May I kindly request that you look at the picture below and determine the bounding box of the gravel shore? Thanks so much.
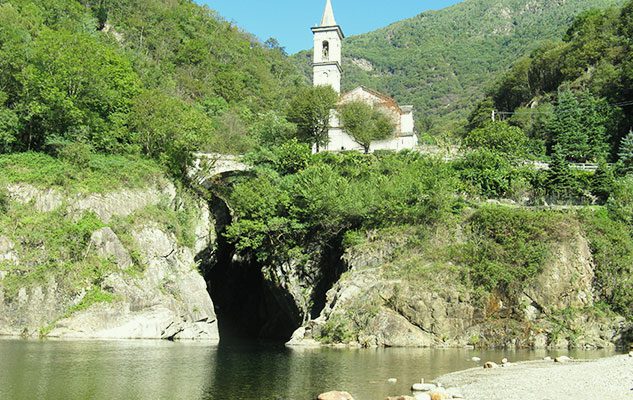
[436,354,633,400]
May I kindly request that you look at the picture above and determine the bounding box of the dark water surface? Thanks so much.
[0,339,615,400]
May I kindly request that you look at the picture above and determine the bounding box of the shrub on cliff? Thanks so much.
[581,208,633,319]
[459,206,572,293]
[226,151,460,264]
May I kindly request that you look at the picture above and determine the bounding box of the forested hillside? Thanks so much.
[293,0,625,133]
[477,2,633,166]
[0,0,303,174]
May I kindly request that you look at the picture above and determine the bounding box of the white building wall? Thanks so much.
[313,64,341,93]
[400,106,414,134]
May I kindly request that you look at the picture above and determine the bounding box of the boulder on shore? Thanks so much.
[317,391,355,400]
[411,383,436,392]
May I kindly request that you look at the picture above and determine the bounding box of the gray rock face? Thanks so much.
[6,183,63,212]
[0,236,18,278]
[288,228,628,349]
[68,183,177,223]
[0,185,218,342]
[89,228,133,269]
[48,225,218,341]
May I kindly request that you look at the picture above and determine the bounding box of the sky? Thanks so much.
[198,1,463,54]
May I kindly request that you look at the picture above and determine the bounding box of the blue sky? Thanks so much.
[198,1,463,54]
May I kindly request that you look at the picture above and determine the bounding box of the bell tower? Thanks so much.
[312,0,344,93]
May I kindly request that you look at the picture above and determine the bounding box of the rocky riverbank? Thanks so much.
[435,353,633,400]
[317,353,633,400]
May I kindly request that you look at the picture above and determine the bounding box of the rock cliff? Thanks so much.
[288,224,630,349]
[0,181,218,341]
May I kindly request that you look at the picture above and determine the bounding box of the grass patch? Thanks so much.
[0,152,164,194]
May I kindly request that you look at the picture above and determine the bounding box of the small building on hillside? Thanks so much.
[311,0,418,152]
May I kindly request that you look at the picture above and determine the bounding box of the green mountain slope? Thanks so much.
[0,0,303,166]
[294,0,626,133]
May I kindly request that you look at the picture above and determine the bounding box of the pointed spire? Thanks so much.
[320,0,337,26]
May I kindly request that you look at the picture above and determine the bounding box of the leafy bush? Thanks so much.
[225,151,460,264]
[459,206,571,293]
[464,122,531,158]
[607,176,633,225]
[581,208,633,319]
[455,149,537,200]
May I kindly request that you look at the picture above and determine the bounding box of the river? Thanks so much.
[0,339,615,400]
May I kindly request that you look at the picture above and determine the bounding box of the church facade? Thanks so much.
[312,0,418,153]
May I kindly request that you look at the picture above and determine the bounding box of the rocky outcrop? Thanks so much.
[68,184,177,223]
[0,183,219,341]
[6,183,63,212]
[89,228,133,270]
[288,227,629,349]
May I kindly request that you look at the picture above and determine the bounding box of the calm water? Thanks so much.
[0,339,615,400]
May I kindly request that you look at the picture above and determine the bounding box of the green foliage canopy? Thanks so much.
[338,101,395,153]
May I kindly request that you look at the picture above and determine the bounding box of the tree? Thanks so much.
[493,57,532,112]
[547,146,578,200]
[129,90,214,177]
[463,121,530,159]
[287,86,338,152]
[250,111,297,147]
[16,28,140,152]
[591,160,616,204]
[548,89,590,162]
[466,98,494,132]
[618,130,633,175]
[338,101,395,153]
[547,89,612,163]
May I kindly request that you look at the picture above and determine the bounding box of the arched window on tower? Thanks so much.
[322,41,330,60]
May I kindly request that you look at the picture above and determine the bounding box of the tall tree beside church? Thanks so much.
[288,86,338,152]
[338,101,395,154]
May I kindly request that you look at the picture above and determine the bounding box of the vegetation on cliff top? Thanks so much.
[476,1,633,165]
[225,143,633,321]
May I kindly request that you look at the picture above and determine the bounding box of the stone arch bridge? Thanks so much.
[190,153,251,187]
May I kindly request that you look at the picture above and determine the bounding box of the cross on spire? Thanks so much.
[320,0,337,27]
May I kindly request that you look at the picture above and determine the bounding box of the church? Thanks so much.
[311,0,419,153]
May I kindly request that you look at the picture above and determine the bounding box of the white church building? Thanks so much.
[312,0,419,153]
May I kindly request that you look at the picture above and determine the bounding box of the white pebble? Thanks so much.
[387,378,397,384]
[471,356,481,362]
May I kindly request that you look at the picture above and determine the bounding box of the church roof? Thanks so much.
[320,0,337,26]
[341,86,406,114]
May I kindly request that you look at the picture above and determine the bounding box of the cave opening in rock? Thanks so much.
[199,196,300,344]
[198,195,348,345]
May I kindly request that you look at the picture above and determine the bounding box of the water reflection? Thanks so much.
[0,339,616,400]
